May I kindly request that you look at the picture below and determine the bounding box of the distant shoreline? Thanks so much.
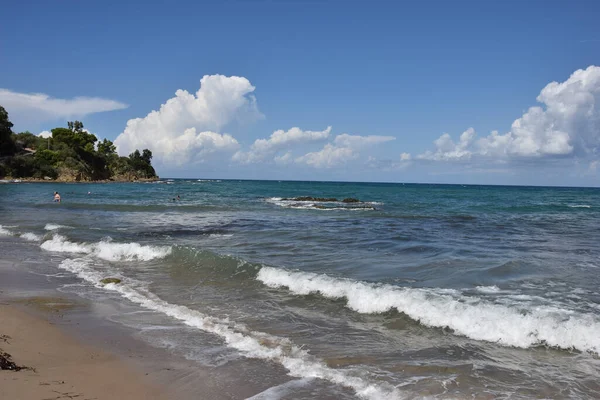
[0,177,160,184]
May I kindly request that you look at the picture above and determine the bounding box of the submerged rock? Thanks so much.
[342,198,360,203]
[100,277,122,285]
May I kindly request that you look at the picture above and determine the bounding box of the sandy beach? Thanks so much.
[0,302,165,400]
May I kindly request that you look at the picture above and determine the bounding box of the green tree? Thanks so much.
[12,131,46,150]
[142,149,152,164]
[128,149,156,178]
[67,120,84,132]
[0,106,16,156]
[52,126,97,151]
[1,117,156,181]
[97,139,117,157]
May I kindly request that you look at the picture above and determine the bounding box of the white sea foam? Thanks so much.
[20,232,42,241]
[44,223,71,231]
[568,204,591,208]
[66,260,402,397]
[246,378,316,399]
[93,241,172,261]
[56,258,401,400]
[265,197,376,211]
[41,235,90,253]
[475,285,501,293]
[257,267,600,355]
[0,225,12,236]
[40,235,172,261]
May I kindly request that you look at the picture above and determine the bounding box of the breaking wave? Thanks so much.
[256,267,600,355]
[265,197,378,211]
[0,225,12,236]
[20,232,42,241]
[40,235,172,261]
[44,223,71,231]
[57,258,401,400]
[474,285,502,293]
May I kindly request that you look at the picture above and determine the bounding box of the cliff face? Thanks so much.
[56,168,86,182]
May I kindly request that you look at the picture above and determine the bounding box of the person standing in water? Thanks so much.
[53,191,61,202]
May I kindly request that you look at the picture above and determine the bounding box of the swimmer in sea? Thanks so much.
[53,192,61,203]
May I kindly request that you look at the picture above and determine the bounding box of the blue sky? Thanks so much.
[1,0,600,185]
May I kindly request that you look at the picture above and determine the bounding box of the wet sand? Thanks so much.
[0,253,279,400]
[0,303,166,400]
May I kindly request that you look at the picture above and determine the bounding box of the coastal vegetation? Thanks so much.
[0,106,157,181]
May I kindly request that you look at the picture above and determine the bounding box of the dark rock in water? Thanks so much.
[100,277,122,285]
[0,350,25,371]
[313,205,327,209]
[342,198,360,203]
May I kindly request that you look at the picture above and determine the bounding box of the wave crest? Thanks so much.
[20,232,43,241]
[40,235,172,261]
[57,258,401,400]
[0,225,12,236]
[44,223,71,231]
[256,267,600,354]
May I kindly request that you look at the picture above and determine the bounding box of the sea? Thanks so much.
[0,179,599,399]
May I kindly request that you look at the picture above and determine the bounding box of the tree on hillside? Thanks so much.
[52,123,97,152]
[12,131,46,150]
[0,106,16,156]
[128,149,156,178]
[97,138,117,157]
[1,117,156,180]
[67,120,84,132]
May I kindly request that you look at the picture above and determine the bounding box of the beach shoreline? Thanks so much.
[0,253,279,400]
[0,301,166,400]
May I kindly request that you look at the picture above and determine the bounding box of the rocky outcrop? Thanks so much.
[100,278,122,285]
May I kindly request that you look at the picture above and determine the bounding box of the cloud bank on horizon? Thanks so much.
[411,66,600,167]
[113,75,394,169]
[3,65,599,179]
[111,65,600,175]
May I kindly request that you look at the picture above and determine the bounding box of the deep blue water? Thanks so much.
[1,179,599,399]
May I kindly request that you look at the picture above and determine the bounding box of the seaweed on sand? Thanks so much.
[0,349,27,371]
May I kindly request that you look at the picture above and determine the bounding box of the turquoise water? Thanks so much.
[1,180,599,399]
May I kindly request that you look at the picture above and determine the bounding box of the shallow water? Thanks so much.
[1,180,599,399]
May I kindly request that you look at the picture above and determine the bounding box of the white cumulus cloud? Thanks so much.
[400,152,412,161]
[233,126,331,163]
[295,133,395,168]
[0,88,128,119]
[114,75,262,165]
[415,65,600,162]
[158,129,239,166]
[295,144,358,168]
[274,152,294,165]
[418,128,476,161]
